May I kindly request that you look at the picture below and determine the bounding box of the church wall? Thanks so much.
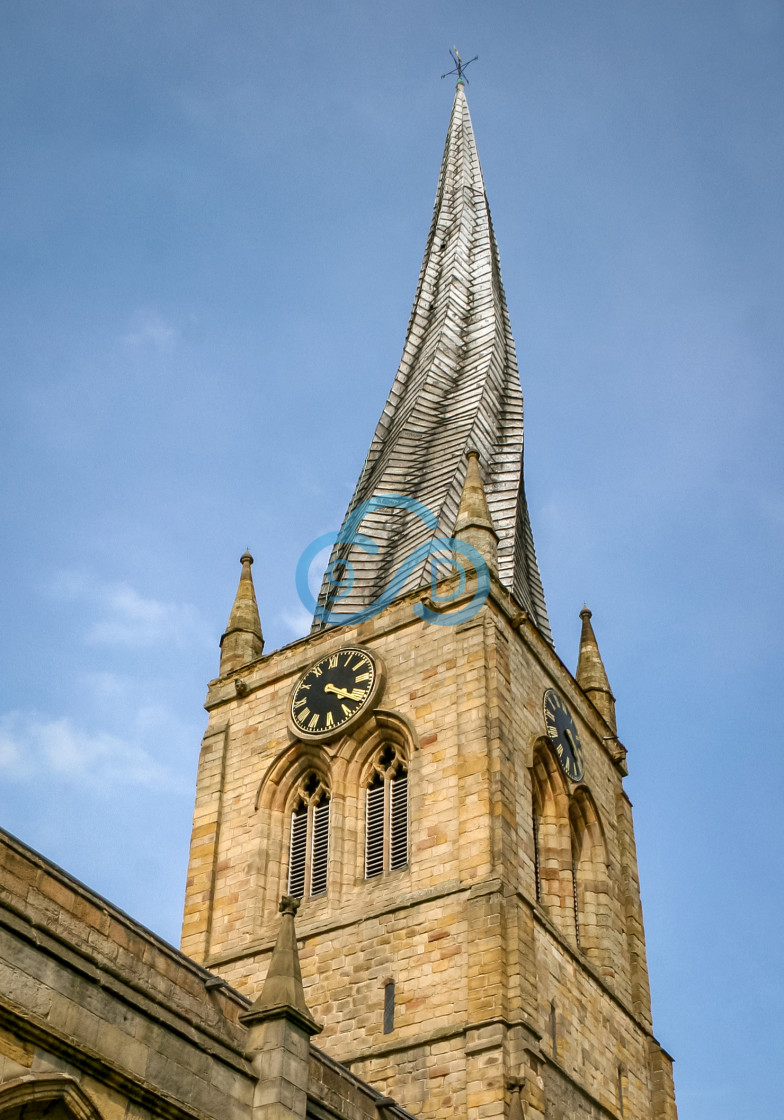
[0,830,421,1120]
[0,832,254,1120]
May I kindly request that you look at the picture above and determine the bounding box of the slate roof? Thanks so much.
[314,82,551,644]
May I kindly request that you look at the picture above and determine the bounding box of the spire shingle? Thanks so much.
[314,85,551,643]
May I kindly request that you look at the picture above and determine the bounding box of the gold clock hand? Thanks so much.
[324,683,351,700]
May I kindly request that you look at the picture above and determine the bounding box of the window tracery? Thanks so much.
[364,743,408,878]
[288,771,331,898]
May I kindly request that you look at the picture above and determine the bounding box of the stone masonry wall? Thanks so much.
[181,583,676,1119]
[0,830,253,1120]
[0,830,413,1120]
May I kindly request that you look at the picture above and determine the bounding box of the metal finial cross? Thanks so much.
[441,46,478,84]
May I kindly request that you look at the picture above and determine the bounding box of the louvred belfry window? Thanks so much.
[287,773,331,899]
[364,745,408,878]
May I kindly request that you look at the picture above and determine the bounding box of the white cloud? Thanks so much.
[122,309,178,352]
[0,710,189,793]
[85,583,201,647]
[279,605,313,638]
[50,571,209,650]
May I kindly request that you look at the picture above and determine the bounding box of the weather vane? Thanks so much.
[441,46,478,84]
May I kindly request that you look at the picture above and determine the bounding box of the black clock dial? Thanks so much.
[543,689,584,782]
[291,648,376,737]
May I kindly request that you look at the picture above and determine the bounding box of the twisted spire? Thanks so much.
[314,84,551,643]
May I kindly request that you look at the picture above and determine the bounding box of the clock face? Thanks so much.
[290,647,379,739]
[543,689,584,782]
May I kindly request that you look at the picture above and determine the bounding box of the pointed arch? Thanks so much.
[255,741,331,813]
[252,741,334,924]
[362,742,409,879]
[569,786,613,974]
[0,1077,104,1120]
[338,708,417,781]
[287,770,332,899]
[530,740,574,941]
[336,709,416,887]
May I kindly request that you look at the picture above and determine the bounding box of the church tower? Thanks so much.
[182,81,678,1120]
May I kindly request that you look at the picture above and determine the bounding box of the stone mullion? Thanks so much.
[327,759,351,905]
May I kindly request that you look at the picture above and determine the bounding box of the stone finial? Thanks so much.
[454,450,499,575]
[576,606,617,735]
[219,550,264,676]
[239,896,321,1036]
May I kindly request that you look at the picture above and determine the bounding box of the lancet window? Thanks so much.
[569,789,612,967]
[364,744,408,878]
[530,744,573,939]
[288,772,331,898]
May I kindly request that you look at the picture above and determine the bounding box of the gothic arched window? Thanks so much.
[530,743,574,942]
[569,788,612,968]
[288,772,331,898]
[364,744,408,878]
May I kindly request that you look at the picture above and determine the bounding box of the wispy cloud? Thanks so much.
[122,309,178,353]
[0,709,189,793]
[50,571,209,650]
[279,604,313,638]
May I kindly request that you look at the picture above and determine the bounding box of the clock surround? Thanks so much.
[543,687,585,783]
[289,646,384,741]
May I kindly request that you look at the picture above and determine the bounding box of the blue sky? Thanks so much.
[1,2,783,1116]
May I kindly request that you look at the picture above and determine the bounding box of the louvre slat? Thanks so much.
[365,784,385,878]
[288,808,307,898]
[310,801,330,896]
[390,774,408,871]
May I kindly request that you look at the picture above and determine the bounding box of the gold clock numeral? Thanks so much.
[292,647,378,737]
